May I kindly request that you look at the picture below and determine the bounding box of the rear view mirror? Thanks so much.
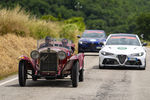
[142,43,147,46]
[77,35,81,38]
[140,34,144,39]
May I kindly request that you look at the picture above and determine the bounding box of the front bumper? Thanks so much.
[99,54,146,68]
[78,43,102,52]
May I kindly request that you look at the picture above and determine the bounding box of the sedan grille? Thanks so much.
[40,52,58,72]
[117,55,127,64]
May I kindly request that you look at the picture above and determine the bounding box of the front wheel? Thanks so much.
[72,61,79,87]
[18,61,27,86]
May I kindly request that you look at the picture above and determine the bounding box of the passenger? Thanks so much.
[62,39,69,49]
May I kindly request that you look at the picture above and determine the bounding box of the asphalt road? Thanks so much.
[1,48,150,100]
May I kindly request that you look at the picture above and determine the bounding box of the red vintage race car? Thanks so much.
[18,37,84,87]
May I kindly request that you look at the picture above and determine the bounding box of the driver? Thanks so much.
[62,39,69,49]
[40,36,52,48]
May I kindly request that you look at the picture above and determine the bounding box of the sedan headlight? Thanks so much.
[79,41,83,44]
[58,51,66,60]
[30,50,40,59]
[131,52,144,56]
[101,51,114,56]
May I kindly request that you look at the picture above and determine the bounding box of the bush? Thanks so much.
[0,7,85,43]
[41,15,59,22]
[64,17,85,32]
[60,24,79,42]
[0,7,60,39]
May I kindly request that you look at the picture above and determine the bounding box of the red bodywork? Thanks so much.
[19,42,84,78]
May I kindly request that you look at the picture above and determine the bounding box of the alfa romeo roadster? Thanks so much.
[18,37,84,87]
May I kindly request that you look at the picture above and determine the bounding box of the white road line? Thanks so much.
[0,77,18,86]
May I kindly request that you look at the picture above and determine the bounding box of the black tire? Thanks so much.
[99,58,103,69]
[78,48,81,53]
[140,67,145,70]
[18,61,27,86]
[79,60,84,82]
[140,60,146,70]
[79,69,84,82]
[72,61,79,87]
[32,70,37,81]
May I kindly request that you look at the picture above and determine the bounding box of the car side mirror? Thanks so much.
[77,35,81,38]
[142,43,147,46]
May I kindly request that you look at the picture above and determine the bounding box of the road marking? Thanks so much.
[0,77,18,86]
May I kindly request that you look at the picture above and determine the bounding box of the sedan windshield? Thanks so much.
[82,33,105,38]
[106,36,140,46]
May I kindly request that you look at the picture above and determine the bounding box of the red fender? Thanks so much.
[70,53,84,70]
[18,55,36,70]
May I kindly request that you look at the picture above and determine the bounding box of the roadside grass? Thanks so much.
[0,34,36,79]
[0,7,83,79]
[0,7,61,38]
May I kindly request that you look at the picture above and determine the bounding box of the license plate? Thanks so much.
[128,57,137,61]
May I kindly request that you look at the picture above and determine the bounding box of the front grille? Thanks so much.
[88,42,97,49]
[102,58,119,65]
[40,52,58,72]
[117,55,127,64]
[125,60,142,65]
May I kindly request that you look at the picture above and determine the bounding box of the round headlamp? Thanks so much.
[30,50,40,60]
[58,51,66,60]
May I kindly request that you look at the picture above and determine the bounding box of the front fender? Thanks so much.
[70,53,84,70]
[18,55,35,70]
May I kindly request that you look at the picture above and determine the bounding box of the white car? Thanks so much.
[99,34,147,69]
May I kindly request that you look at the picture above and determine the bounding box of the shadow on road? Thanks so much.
[6,78,73,88]
[93,65,145,71]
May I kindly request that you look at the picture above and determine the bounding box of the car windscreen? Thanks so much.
[82,32,105,38]
[37,38,72,50]
[106,36,140,46]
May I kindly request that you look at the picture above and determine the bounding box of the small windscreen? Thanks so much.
[37,38,72,50]
[82,31,105,38]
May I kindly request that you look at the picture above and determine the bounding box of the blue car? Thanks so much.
[77,30,106,53]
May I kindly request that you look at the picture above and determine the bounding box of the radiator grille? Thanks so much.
[117,55,127,64]
[40,52,58,72]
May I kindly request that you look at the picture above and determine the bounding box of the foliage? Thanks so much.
[41,15,59,21]
[0,6,84,42]
[1,0,150,34]
[136,13,150,40]
[64,17,85,32]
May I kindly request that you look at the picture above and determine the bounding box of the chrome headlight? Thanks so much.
[30,50,40,59]
[101,51,114,56]
[58,51,66,60]
[131,52,144,56]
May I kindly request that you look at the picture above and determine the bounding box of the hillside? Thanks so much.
[0,0,150,33]
[0,34,36,79]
